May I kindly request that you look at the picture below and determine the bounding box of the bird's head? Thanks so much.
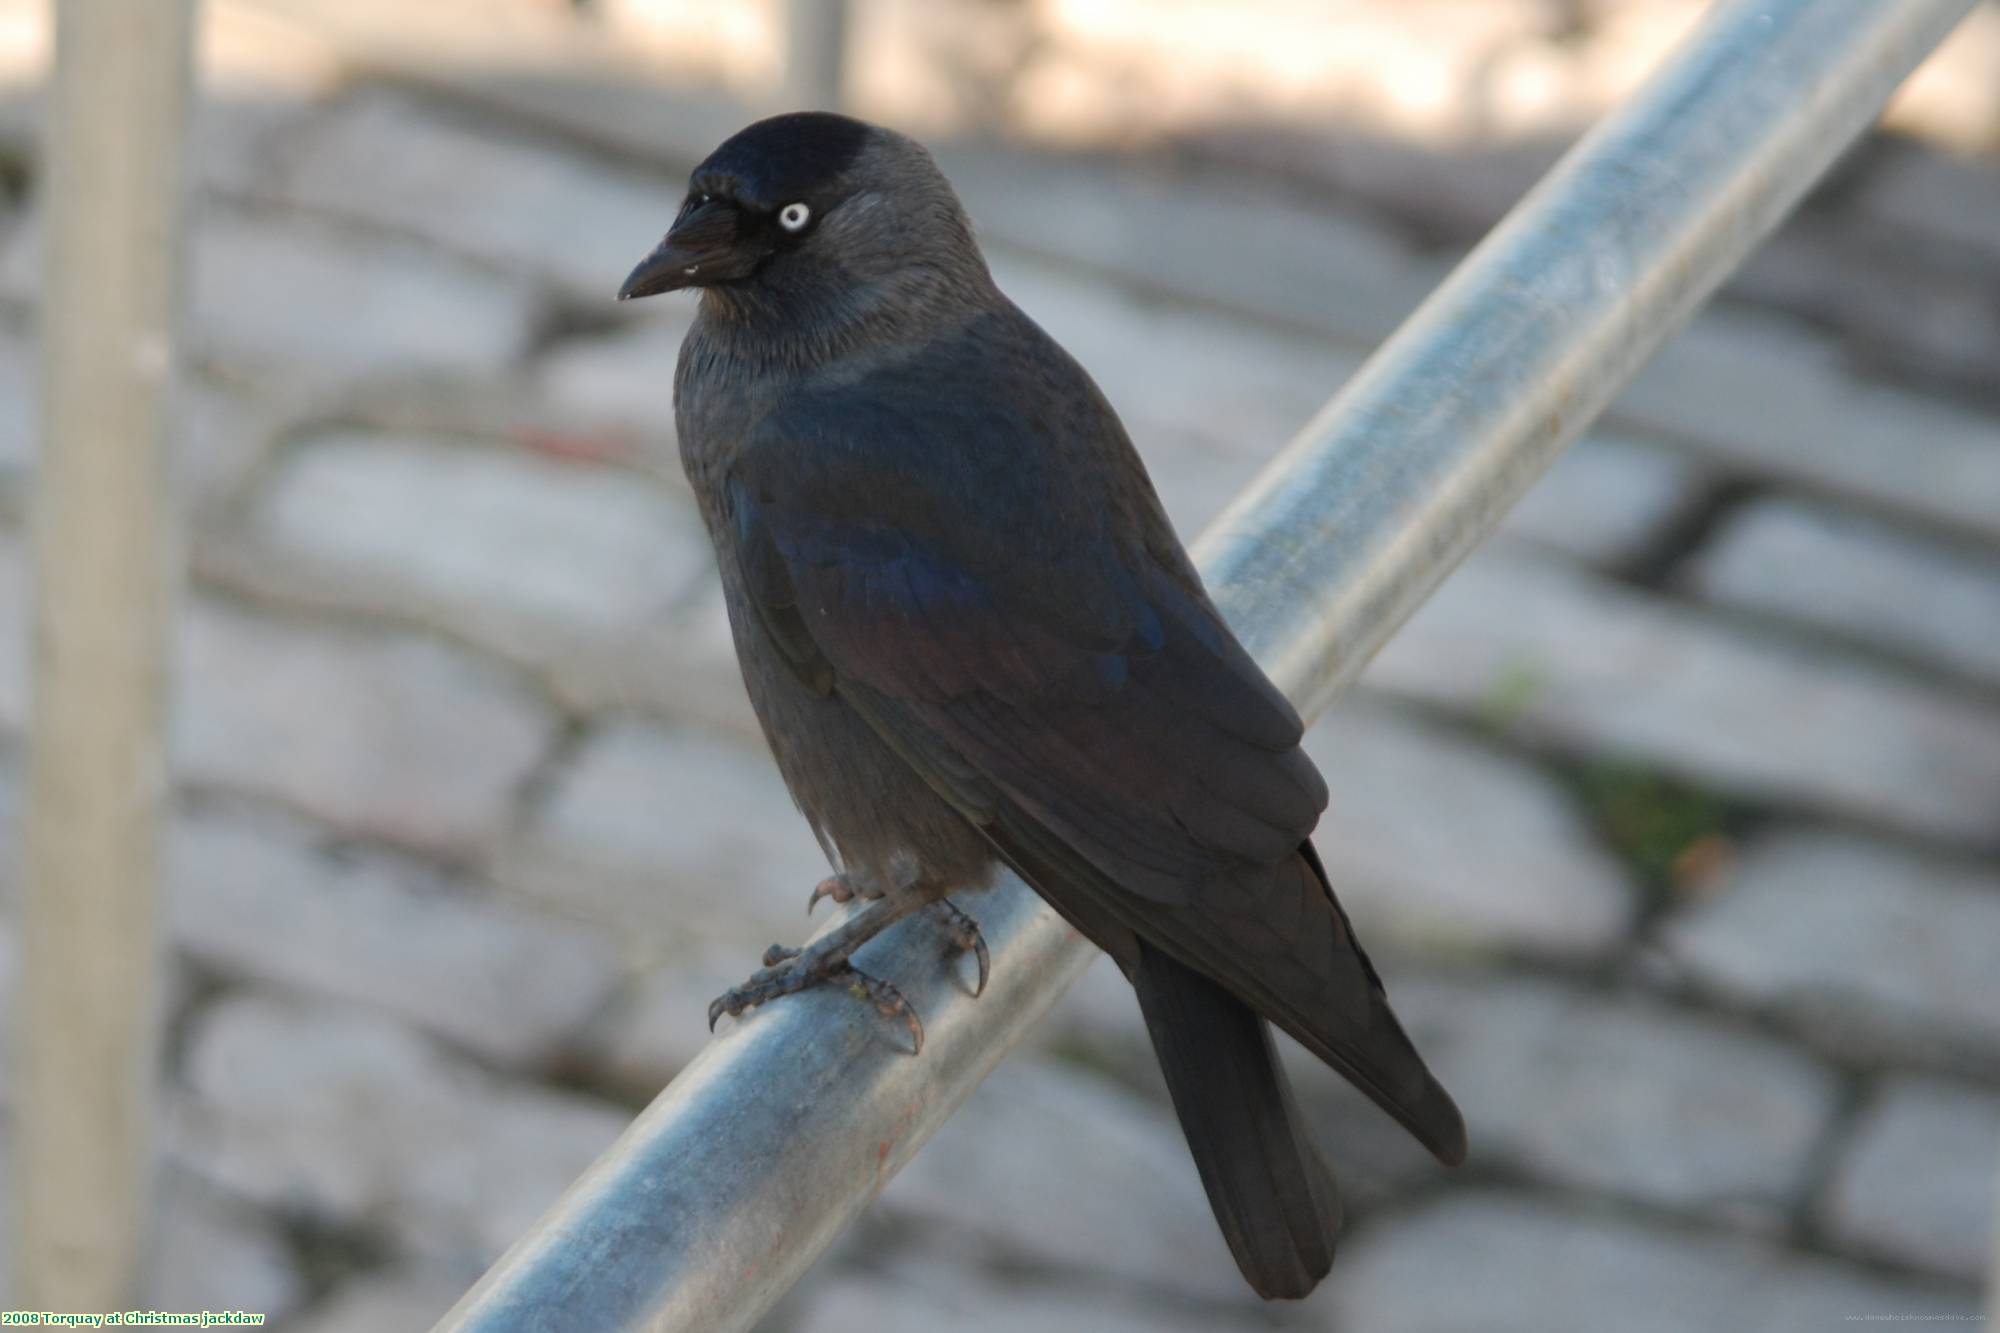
[618,112,987,317]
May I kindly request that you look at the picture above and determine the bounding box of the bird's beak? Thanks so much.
[618,196,762,300]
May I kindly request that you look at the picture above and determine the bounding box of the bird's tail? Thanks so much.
[1132,940,1341,1300]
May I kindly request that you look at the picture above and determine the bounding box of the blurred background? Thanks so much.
[1,0,1998,1328]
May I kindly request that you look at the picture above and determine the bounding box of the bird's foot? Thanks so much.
[709,951,924,1053]
[708,895,929,1051]
[933,898,990,997]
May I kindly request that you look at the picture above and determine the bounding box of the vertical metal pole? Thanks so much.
[17,0,198,1308]
[781,0,850,111]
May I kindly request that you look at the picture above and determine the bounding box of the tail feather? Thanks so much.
[1132,941,1340,1299]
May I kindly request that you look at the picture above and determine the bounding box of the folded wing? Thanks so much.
[729,324,1464,1161]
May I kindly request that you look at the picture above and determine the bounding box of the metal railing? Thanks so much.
[435,2,1981,1329]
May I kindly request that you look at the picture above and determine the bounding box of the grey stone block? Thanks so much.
[1380,972,1839,1221]
[500,719,830,946]
[230,428,712,668]
[168,804,624,1067]
[267,90,677,301]
[1855,145,2000,268]
[939,140,1438,356]
[992,255,1354,473]
[173,991,629,1271]
[535,578,763,739]
[876,1057,1250,1303]
[193,210,542,387]
[1618,312,2000,544]
[4,208,542,389]
[1662,828,2000,1058]
[1329,1193,1979,1332]
[577,933,777,1094]
[176,600,559,854]
[1822,1076,2000,1284]
[1371,548,2000,843]
[1306,700,1638,958]
[1689,497,2000,688]
[1501,432,1708,567]
[1731,221,2000,398]
[535,305,696,474]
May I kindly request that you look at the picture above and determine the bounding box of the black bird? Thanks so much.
[620,112,1465,1299]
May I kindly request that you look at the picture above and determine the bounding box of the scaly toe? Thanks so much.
[705,959,801,1032]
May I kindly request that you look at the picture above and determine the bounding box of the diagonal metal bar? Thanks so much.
[436,3,1978,1329]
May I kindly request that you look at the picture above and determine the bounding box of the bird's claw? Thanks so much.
[842,966,925,1053]
[708,946,803,1031]
[807,874,856,914]
[935,899,990,997]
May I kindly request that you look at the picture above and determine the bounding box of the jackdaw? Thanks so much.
[619,112,1465,1300]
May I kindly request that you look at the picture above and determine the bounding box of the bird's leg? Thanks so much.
[709,892,932,1051]
[808,875,987,992]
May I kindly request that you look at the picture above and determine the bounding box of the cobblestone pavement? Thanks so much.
[0,3,1997,1329]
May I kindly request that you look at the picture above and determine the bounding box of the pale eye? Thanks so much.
[778,201,812,233]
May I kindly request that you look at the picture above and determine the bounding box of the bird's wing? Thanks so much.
[730,328,1460,1160]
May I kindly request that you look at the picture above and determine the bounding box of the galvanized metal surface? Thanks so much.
[16,0,200,1308]
[435,2,1978,1328]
